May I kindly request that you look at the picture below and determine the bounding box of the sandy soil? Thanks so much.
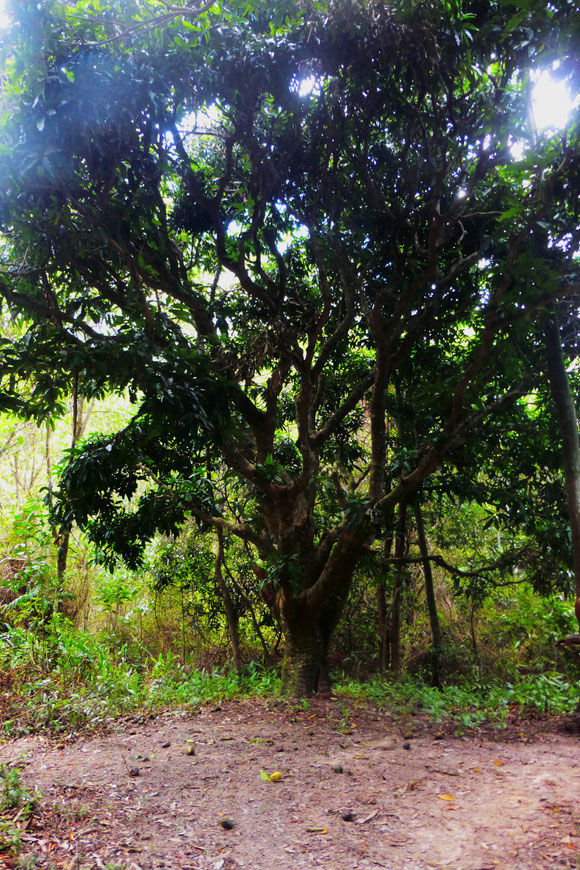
[0,699,578,870]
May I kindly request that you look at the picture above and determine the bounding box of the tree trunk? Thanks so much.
[281,594,348,695]
[281,622,325,696]
[412,496,442,687]
[267,498,369,696]
[377,523,395,674]
[377,580,389,674]
[545,315,580,629]
[57,376,85,590]
[56,539,70,586]
[390,501,408,675]
[279,557,358,696]
[215,528,242,673]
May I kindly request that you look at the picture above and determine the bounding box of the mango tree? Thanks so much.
[0,0,578,692]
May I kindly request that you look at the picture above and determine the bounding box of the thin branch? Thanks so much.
[76,0,218,47]
[387,547,530,581]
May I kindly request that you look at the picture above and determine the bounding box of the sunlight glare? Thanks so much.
[532,71,575,131]
[0,0,9,30]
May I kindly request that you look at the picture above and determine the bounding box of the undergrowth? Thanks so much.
[0,620,282,735]
[1,613,578,737]
[334,671,580,728]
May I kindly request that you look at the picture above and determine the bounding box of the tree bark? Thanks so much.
[377,579,389,674]
[215,528,242,673]
[281,621,325,696]
[279,558,358,695]
[545,315,580,629]
[280,594,346,696]
[390,501,408,675]
[377,523,395,674]
[412,496,442,687]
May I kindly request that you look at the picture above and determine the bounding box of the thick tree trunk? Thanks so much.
[279,539,363,695]
[545,316,580,629]
[281,621,326,696]
[412,497,442,687]
[280,597,346,695]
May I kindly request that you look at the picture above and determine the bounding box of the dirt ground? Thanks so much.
[0,698,579,870]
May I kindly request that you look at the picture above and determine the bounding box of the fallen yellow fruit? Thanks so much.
[269,771,282,782]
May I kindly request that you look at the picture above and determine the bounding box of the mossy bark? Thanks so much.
[279,549,360,695]
[281,626,326,696]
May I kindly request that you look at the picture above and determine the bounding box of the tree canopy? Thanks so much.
[0,0,579,693]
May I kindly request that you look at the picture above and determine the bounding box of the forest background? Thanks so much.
[0,0,579,734]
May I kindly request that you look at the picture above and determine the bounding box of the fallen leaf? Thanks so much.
[357,809,379,824]
[427,767,460,777]
[438,794,455,801]
[367,739,396,751]
[306,827,328,833]
[493,760,503,767]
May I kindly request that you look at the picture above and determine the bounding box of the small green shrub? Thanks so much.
[0,765,28,811]
[0,764,38,857]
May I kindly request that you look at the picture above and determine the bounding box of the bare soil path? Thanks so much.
[1,699,578,870]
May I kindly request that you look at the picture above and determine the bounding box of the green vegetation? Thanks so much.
[0,547,578,736]
[1,620,282,735]
[336,673,580,729]
[0,764,38,857]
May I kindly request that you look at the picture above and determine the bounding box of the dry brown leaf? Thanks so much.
[357,809,379,824]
